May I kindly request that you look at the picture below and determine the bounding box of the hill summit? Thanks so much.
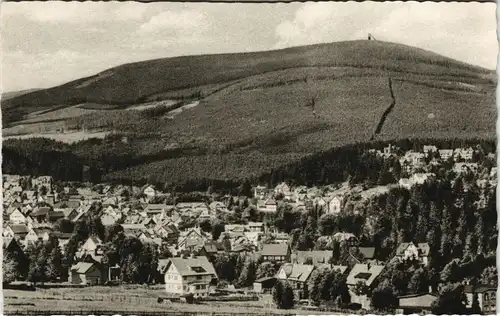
[2,40,496,186]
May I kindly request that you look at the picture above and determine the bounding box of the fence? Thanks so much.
[4,310,297,316]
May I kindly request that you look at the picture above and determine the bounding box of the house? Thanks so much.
[464,285,497,313]
[100,213,117,226]
[276,263,315,300]
[258,198,277,213]
[23,227,51,245]
[145,204,166,216]
[291,250,333,266]
[394,242,429,266]
[260,243,291,262]
[30,206,52,223]
[3,224,30,240]
[453,163,479,174]
[274,182,292,198]
[396,293,437,314]
[346,263,385,309]
[454,147,474,161]
[163,256,218,297]
[77,236,103,257]
[156,223,180,245]
[438,149,454,161]
[69,262,103,285]
[178,228,209,252]
[332,232,358,245]
[253,277,276,294]
[144,185,156,198]
[60,208,79,221]
[121,223,147,237]
[253,185,268,199]
[246,222,265,233]
[342,247,376,265]
[9,208,27,224]
[197,241,225,258]
[325,196,344,215]
[423,145,438,157]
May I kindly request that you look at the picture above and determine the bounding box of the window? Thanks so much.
[177,285,180,290]
[484,293,489,300]
[197,275,202,280]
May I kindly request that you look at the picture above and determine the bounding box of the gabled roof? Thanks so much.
[121,223,146,231]
[145,204,165,213]
[166,256,217,277]
[293,250,332,265]
[278,263,315,282]
[3,237,16,249]
[70,262,97,274]
[358,247,376,259]
[31,206,51,216]
[52,232,72,240]
[346,264,385,287]
[395,242,429,257]
[9,224,29,235]
[261,243,289,257]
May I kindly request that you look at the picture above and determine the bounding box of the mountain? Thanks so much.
[2,40,496,187]
[2,88,42,101]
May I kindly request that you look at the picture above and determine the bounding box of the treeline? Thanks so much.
[3,136,496,194]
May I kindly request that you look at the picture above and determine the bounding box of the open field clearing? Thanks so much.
[3,287,335,315]
[3,131,109,144]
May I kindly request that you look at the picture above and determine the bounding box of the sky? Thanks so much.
[1,1,498,92]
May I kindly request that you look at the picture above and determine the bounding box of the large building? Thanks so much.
[163,256,217,297]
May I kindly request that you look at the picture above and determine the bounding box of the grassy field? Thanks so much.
[3,40,494,119]
[3,286,333,315]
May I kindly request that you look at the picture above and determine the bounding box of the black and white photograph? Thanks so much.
[1,1,498,315]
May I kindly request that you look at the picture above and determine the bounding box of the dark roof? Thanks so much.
[32,206,51,216]
[464,285,497,293]
[10,224,29,234]
[52,232,72,239]
[358,247,376,259]
[254,276,276,283]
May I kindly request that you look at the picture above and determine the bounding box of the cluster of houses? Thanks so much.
[2,144,497,314]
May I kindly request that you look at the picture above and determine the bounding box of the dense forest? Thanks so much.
[2,136,495,193]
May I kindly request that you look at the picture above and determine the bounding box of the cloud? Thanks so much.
[274,2,497,69]
[138,10,209,34]
[3,2,149,24]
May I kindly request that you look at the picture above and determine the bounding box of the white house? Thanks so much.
[144,186,156,198]
[164,256,217,297]
[423,145,438,157]
[258,198,277,213]
[438,149,454,161]
[394,242,429,266]
[327,196,343,215]
[454,148,474,161]
[346,264,385,310]
[9,208,27,225]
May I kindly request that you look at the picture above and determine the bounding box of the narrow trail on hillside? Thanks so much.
[370,77,396,141]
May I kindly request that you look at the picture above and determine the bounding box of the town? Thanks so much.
[2,143,498,315]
